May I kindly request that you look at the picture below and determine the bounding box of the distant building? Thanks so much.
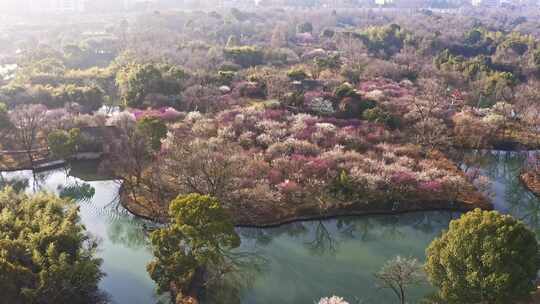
[470,0,538,6]
[216,0,258,6]
[375,0,392,5]
[28,0,86,13]
[499,0,539,6]
[471,0,499,6]
[84,0,136,12]
[2,0,151,14]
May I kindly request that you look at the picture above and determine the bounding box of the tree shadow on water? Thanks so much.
[58,181,96,203]
[200,249,270,304]
[305,220,339,256]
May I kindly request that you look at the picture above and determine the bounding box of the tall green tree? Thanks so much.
[9,104,48,168]
[147,194,240,301]
[0,188,104,304]
[0,102,11,129]
[116,63,185,108]
[116,63,162,108]
[47,128,81,159]
[425,209,540,304]
[52,84,105,113]
[136,117,167,151]
[223,46,264,68]
[0,102,12,142]
[357,24,408,58]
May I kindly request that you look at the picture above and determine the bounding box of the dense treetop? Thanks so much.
[426,209,540,304]
[0,188,105,304]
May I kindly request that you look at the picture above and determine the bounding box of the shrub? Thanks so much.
[315,54,342,73]
[338,96,376,119]
[329,170,358,200]
[297,22,313,34]
[282,91,305,107]
[334,83,357,99]
[218,70,236,85]
[321,28,335,38]
[340,64,365,85]
[287,68,308,81]
[223,46,264,68]
[218,62,241,72]
[47,128,81,159]
[363,107,400,129]
[0,102,12,131]
[236,81,267,99]
[266,138,320,159]
[136,116,168,151]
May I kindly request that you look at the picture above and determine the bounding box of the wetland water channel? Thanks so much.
[1,151,538,304]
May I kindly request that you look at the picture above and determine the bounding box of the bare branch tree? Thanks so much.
[374,256,425,304]
[9,104,47,168]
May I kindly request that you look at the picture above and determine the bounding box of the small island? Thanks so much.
[118,109,493,226]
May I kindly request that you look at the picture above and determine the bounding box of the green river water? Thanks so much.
[1,150,538,304]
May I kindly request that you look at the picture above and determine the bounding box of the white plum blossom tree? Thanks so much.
[318,296,350,304]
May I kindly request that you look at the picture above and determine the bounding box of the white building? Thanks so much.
[28,0,86,13]
[471,0,499,6]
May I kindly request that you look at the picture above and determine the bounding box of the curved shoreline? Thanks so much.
[521,172,540,198]
[232,205,489,228]
[119,184,492,228]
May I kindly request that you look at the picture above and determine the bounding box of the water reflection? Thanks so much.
[59,181,96,202]
[207,211,459,304]
[306,221,339,256]
[470,150,540,235]
[203,250,270,304]
[107,215,150,249]
[0,173,29,192]
[209,150,540,304]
